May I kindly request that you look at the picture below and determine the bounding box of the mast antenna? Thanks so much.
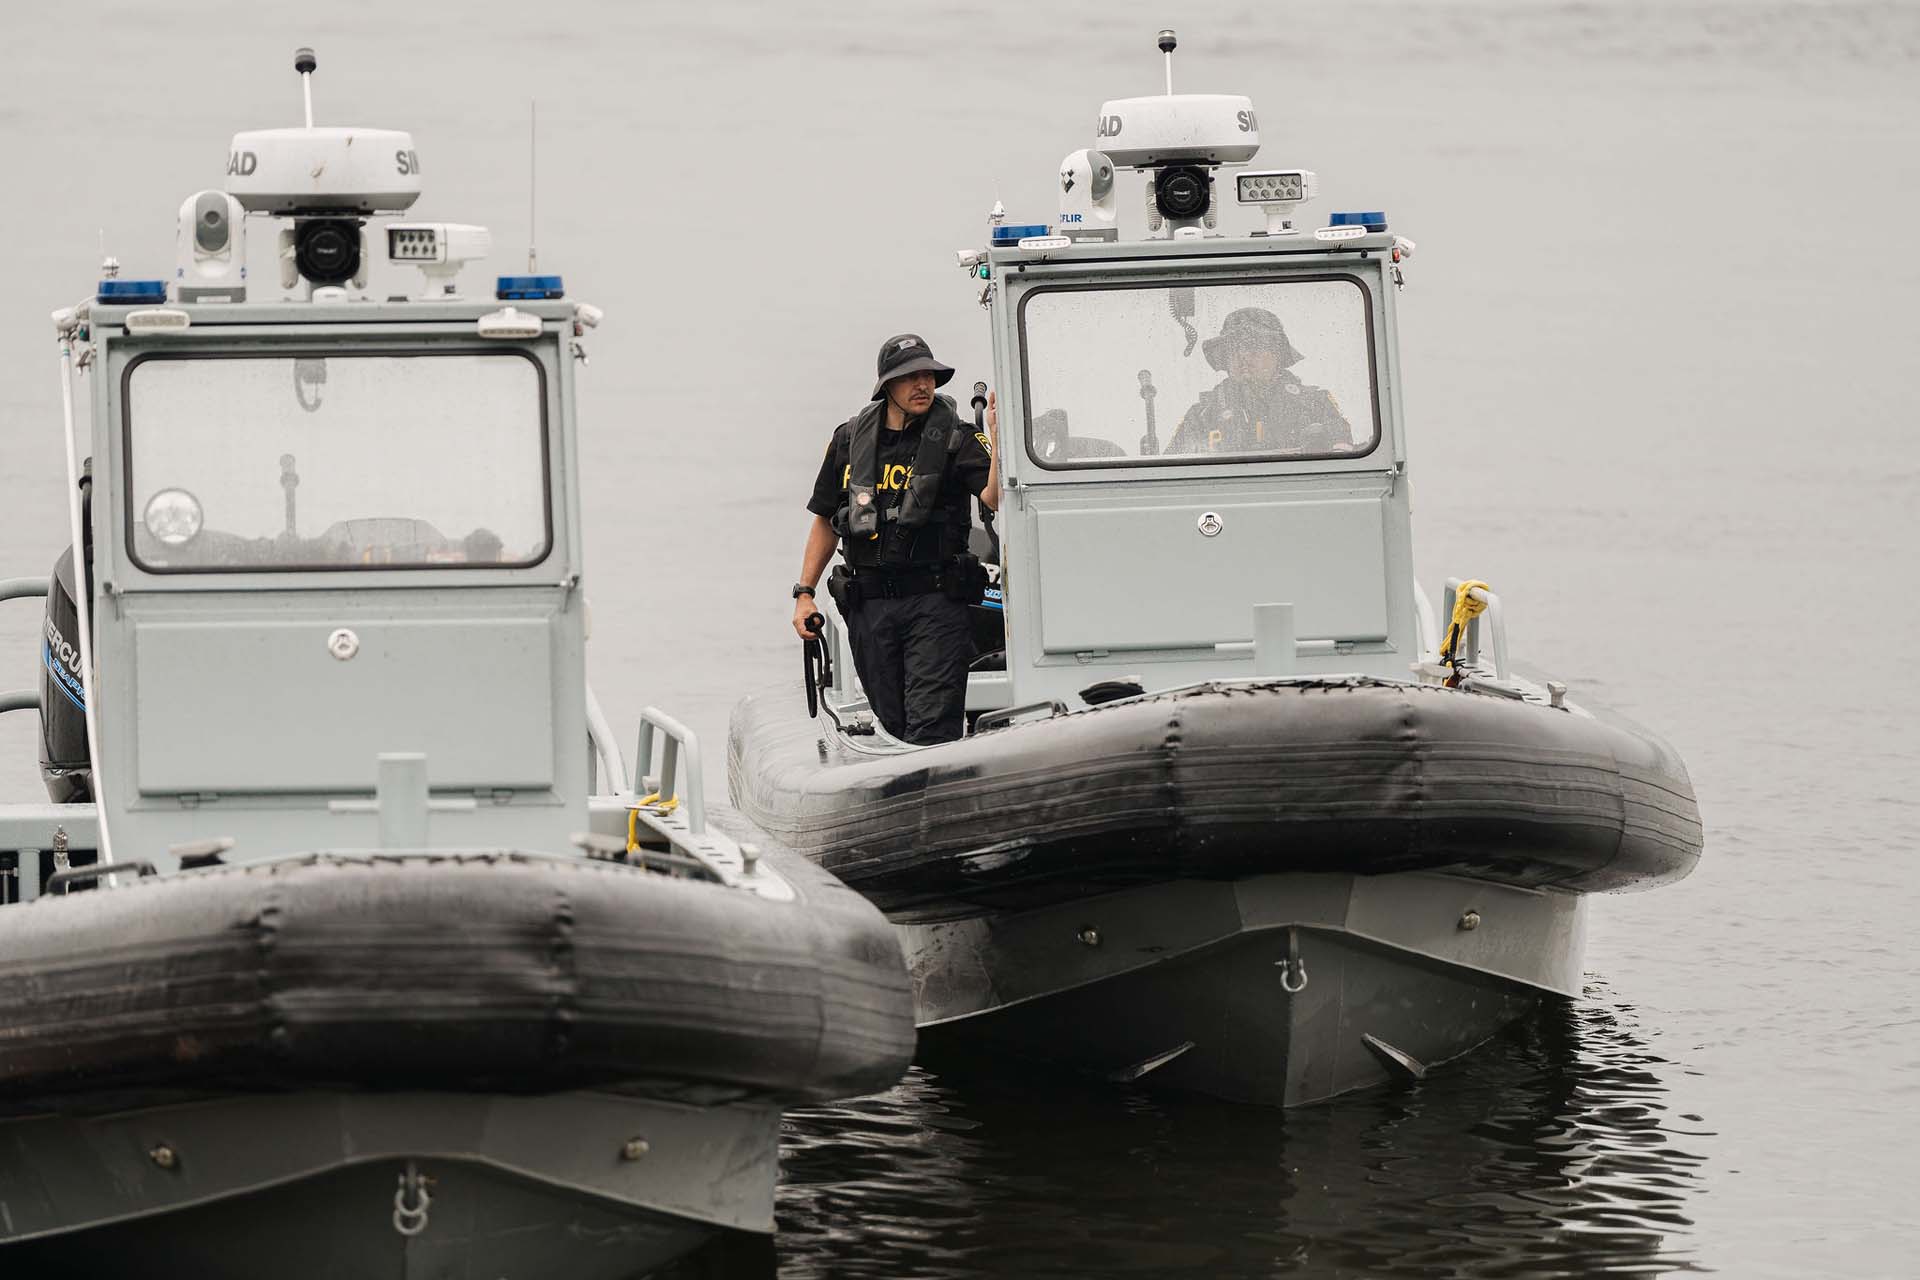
[1158,29,1177,95]
[527,100,538,273]
[295,46,317,128]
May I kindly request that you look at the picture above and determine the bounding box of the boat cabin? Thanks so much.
[76,292,593,866]
[977,230,1422,714]
[811,69,1442,736]
[2,59,730,895]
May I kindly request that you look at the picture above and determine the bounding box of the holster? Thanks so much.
[826,564,862,614]
[943,553,989,606]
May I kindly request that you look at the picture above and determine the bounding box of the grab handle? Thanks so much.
[46,860,157,893]
[635,707,706,836]
[973,699,1067,735]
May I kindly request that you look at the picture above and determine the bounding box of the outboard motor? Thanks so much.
[40,547,93,803]
[39,461,94,803]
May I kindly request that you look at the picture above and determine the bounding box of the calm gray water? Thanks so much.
[2,2,1916,1276]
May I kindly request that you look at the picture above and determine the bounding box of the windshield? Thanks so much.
[1020,276,1379,467]
[125,352,550,571]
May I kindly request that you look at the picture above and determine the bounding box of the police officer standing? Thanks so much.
[1166,307,1354,455]
[790,334,999,745]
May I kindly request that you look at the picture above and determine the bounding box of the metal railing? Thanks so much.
[1,578,50,719]
[584,684,628,797]
[634,706,706,836]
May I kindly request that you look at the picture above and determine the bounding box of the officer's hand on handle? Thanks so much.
[986,390,999,449]
[792,594,821,640]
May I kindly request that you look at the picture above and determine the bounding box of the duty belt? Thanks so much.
[850,566,946,598]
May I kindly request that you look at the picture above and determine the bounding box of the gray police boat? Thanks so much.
[729,34,1701,1109]
[0,53,911,1279]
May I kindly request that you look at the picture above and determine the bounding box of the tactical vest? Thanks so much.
[840,396,966,569]
[1181,374,1348,453]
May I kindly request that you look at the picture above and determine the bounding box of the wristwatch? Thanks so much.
[792,582,816,599]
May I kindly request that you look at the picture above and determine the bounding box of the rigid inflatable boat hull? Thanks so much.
[0,843,913,1270]
[903,869,1582,1107]
[729,677,1674,1105]
[0,1091,770,1280]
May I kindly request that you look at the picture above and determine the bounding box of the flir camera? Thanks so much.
[175,190,248,302]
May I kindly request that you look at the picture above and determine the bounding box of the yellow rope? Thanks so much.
[1439,579,1492,686]
[626,794,682,853]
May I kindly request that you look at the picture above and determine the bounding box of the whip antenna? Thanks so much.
[527,100,538,273]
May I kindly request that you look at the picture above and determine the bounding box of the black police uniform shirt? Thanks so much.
[1166,372,1355,455]
[807,413,993,564]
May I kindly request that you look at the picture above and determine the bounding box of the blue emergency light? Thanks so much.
[990,224,1051,246]
[96,279,170,305]
[1329,211,1389,233]
[495,274,565,300]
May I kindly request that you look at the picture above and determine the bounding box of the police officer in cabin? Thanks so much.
[1166,307,1354,455]
[790,334,1000,745]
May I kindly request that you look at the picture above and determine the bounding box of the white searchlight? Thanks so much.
[1236,169,1318,237]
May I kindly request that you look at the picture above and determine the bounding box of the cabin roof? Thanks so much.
[987,229,1397,273]
[88,298,579,329]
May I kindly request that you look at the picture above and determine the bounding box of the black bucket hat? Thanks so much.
[1202,307,1304,371]
[871,333,956,401]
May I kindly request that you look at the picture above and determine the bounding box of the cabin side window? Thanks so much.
[1020,276,1380,468]
[122,351,552,572]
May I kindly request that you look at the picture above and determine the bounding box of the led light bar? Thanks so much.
[126,309,193,333]
[1235,170,1318,237]
[389,226,441,261]
[477,306,543,339]
[388,222,492,265]
[1236,170,1316,205]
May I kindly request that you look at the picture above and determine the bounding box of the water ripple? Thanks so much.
[777,989,1708,1278]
